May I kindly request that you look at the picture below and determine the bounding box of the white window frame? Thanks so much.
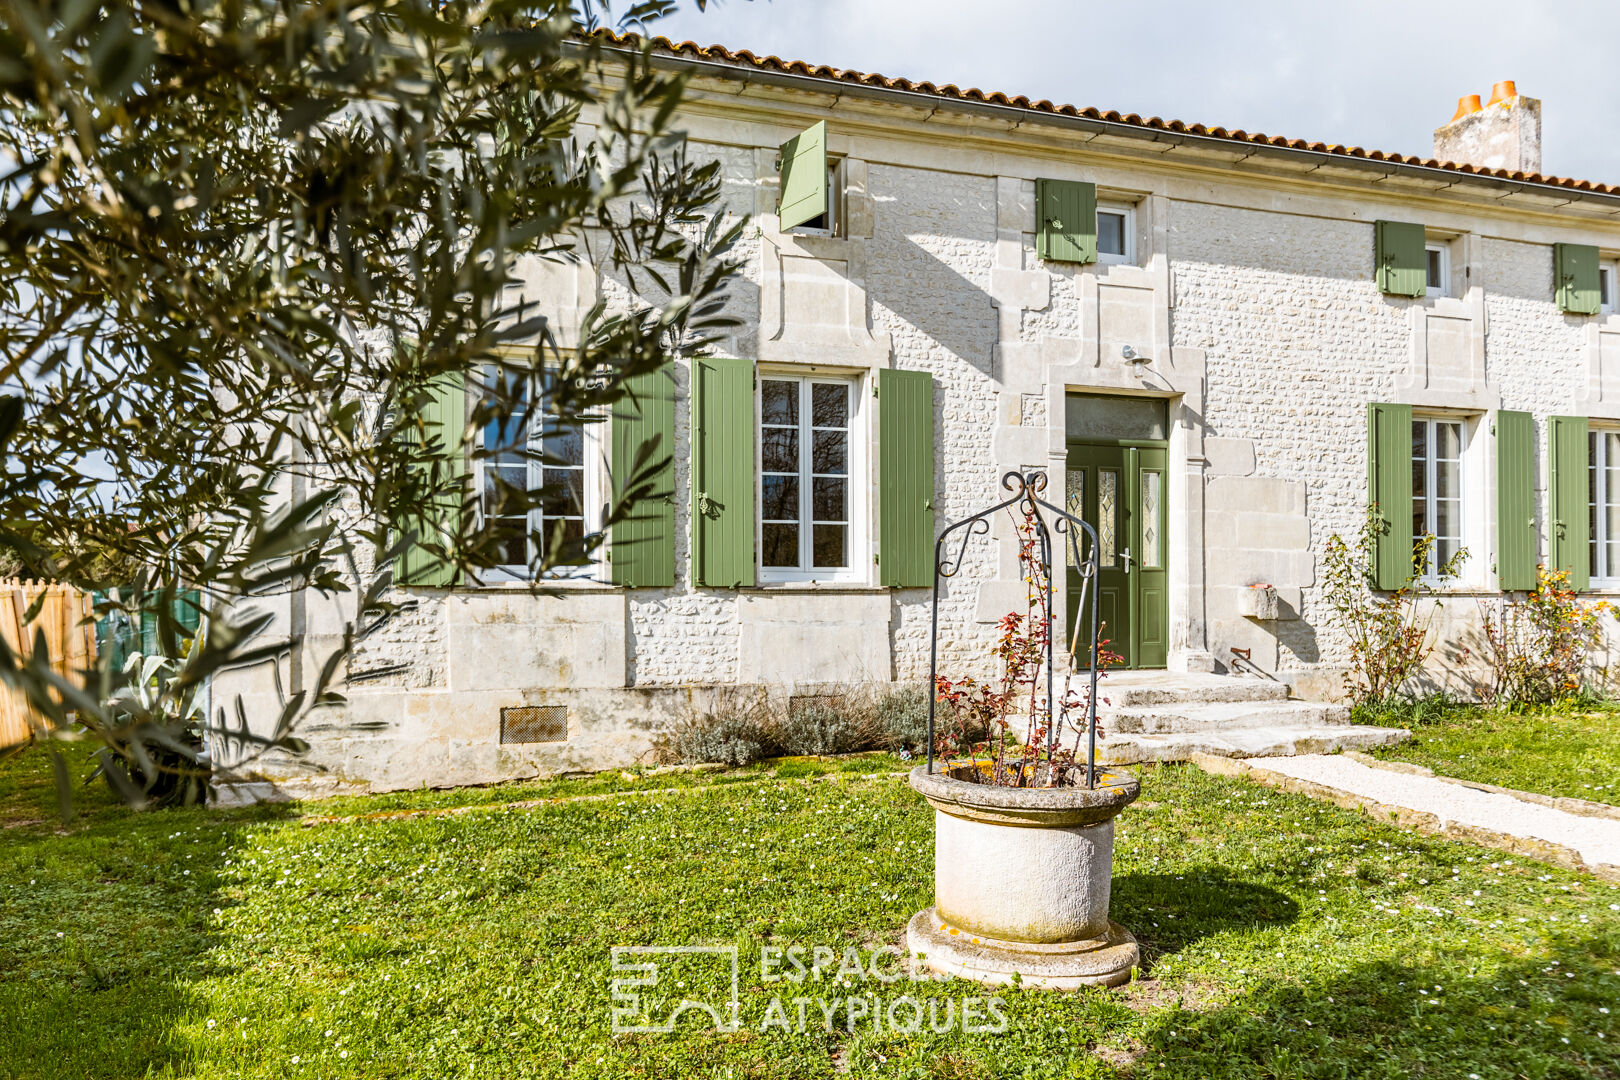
[1411,413,1466,583]
[785,158,845,239]
[474,368,603,584]
[1600,261,1618,315]
[1425,242,1451,298]
[1096,203,1136,266]
[755,370,867,584]
[1590,427,1620,587]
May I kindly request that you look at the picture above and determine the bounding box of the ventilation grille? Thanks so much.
[500,705,568,744]
[788,694,843,718]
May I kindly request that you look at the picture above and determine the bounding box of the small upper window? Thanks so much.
[1097,204,1136,265]
[787,159,843,237]
[1425,243,1450,298]
[1601,262,1617,315]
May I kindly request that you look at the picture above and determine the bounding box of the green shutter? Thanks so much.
[1555,243,1601,315]
[691,357,755,588]
[609,368,676,587]
[1367,402,1414,590]
[878,369,935,587]
[397,370,466,587]
[1375,220,1427,298]
[1547,415,1590,591]
[1036,178,1096,264]
[778,120,828,231]
[1495,410,1537,591]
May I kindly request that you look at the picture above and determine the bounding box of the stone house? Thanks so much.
[213,41,1620,798]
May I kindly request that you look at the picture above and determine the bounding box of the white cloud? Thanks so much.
[652,0,1620,182]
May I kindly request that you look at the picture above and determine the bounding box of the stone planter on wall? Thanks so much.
[905,763,1141,989]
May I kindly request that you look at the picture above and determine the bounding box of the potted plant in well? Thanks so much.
[907,471,1138,989]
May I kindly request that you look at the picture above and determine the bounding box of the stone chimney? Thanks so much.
[1433,80,1542,174]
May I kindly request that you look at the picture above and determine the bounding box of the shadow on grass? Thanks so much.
[1126,938,1620,1079]
[0,747,296,1080]
[1112,868,1300,969]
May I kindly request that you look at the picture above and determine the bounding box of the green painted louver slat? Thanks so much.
[1548,414,1590,591]
[878,369,935,587]
[691,357,755,587]
[1367,401,1414,590]
[610,368,676,587]
[1035,178,1096,264]
[1375,220,1427,298]
[1495,410,1537,591]
[397,370,467,587]
[1555,243,1601,315]
[778,120,828,231]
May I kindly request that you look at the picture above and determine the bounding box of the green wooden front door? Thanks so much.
[1065,441,1169,669]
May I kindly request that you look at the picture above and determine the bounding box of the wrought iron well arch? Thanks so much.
[925,469,1103,787]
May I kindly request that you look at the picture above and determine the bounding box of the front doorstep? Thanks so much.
[906,907,1139,989]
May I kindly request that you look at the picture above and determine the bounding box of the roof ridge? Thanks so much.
[587,28,1618,197]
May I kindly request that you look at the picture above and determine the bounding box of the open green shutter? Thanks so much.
[1547,415,1590,591]
[1555,243,1601,315]
[1375,221,1427,298]
[878,369,934,587]
[1035,178,1096,264]
[1367,402,1414,590]
[1495,410,1537,591]
[397,370,466,587]
[778,121,828,231]
[691,357,754,587]
[610,368,676,587]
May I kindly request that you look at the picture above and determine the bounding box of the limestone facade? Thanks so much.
[209,52,1620,797]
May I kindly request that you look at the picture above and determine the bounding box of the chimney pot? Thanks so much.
[1450,94,1483,122]
[1435,84,1540,174]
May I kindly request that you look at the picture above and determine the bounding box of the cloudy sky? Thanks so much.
[652,0,1620,183]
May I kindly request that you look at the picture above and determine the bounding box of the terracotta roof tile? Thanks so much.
[595,30,1620,197]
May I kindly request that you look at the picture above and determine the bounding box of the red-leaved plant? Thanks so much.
[933,508,1120,786]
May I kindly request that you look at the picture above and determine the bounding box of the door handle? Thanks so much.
[1121,546,1133,572]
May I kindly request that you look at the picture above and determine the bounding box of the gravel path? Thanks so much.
[1249,754,1620,869]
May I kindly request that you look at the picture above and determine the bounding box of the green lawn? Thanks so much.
[1,746,1617,1079]
[1370,704,1620,806]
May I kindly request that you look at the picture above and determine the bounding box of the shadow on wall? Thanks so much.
[873,233,998,374]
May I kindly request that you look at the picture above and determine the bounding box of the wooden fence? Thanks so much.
[0,580,97,749]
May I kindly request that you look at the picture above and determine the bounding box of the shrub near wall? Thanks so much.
[665,684,932,766]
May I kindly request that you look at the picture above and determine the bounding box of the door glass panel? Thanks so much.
[1065,469,1085,567]
[1098,470,1118,568]
[1140,471,1161,569]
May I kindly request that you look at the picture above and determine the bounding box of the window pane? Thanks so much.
[761,475,800,521]
[762,427,799,473]
[491,518,527,567]
[812,477,847,522]
[1435,535,1459,569]
[1412,495,1427,554]
[812,524,847,568]
[811,383,848,428]
[1436,422,1462,461]
[542,420,584,466]
[1435,456,1459,500]
[541,468,583,517]
[1098,470,1118,568]
[1065,470,1085,567]
[761,380,798,426]
[1411,420,1427,464]
[1140,471,1161,569]
[1097,211,1126,256]
[1435,498,1460,543]
[1427,248,1444,290]
[812,430,847,475]
[762,523,799,568]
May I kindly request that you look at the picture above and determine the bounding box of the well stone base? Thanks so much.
[906,907,1138,990]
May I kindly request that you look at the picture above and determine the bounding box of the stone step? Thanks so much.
[1098,724,1410,765]
[1070,671,1290,707]
[1103,700,1352,735]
